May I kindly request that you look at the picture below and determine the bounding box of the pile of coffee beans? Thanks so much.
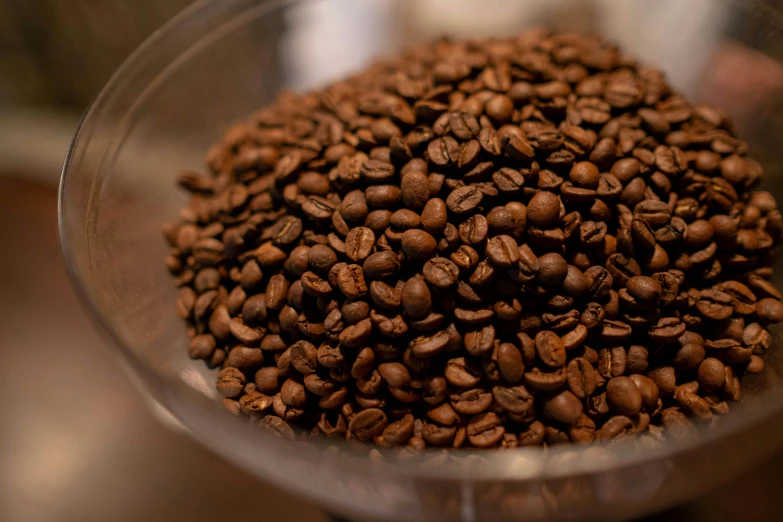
[165,30,783,449]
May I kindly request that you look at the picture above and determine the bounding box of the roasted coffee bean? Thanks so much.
[757,298,783,323]
[539,252,568,286]
[462,325,493,356]
[598,346,627,378]
[216,367,246,398]
[524,367,567,391]
[400,277,432,319]
[535,330,566,368]
[459,215,489,246]
[451,388,493,415]
[696,290,734,321]
[401,229,437,260]
[605,253,641,287]
[467,412,505,447]
[625,344,650,374]
[606,376,642,417]
[674,343,706,371]
[421,198,448,235]
[527,191,561,228]
[348,408,388,442]
[648,317,686,344]
[446,185,483,215]
[647,366,676,398]
[543,390,583,424]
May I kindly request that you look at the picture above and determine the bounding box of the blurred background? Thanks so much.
[3,0,783,521]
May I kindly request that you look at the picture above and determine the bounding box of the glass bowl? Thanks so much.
[59,0,783,520]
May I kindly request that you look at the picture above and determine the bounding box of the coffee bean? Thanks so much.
[539,252,568,286]
[697,358,726,392]
[543,390,583,424]
[674,343,706,371]
[421,198,448,235]
[648,317,686,344]
[527,191,561,228]
[459,215,489,246]
[647,366,676,398]
[598,346,627,378]
[606,376,642,416]
[496,343,524,383]
[464,325,494,356]
[450,388,493,415]
[535,331,566,368]
[566,357,597,398]
[446,185,483,215]
[596,415,633,441]
[362,250,399,280]
[605,253,641,287]
[757,298,783,323]
[467,412,505,448]
[216,367,246,398]
[419,257,459,289]
[401,277,432,319]
[485,235,519,267]
[348,408,388,442]
[401,229,437,260]
[336,264,367,299]
[696,290,734,321]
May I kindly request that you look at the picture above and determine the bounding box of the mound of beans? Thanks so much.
[165,29,783,449]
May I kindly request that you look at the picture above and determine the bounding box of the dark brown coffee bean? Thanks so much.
[492,385,534,415]
[743,322,772,354]
[216,367,246,398]
[401,277,432,319]
[335,264,367,299]
[376,362,411,389]
[496,343,524,383]
[289,340,317,375]
[446,185,483,215]
[757,298,783,323]
[543,390,583,424]
[674,343,706,371]
[467,412,505,448]
[538,252,568,286]
[420,198,448,235]
[362,250,399,280]
[485,235,519,267]
[648,317,686,344]
[600,320,632,342]
[348,408,388,442]
[527,191,561,228]
[597,346,627,378]
[524,365,567,390]
[647,366,676,398]
[566,357,597,398]
[410,330,450,358]
[445,356,482,388]
[596,415,634,441]
[606,376,642,417]
[459,215,489,246]
[696,290,734,321]
[698,358,726,392]
[535,330,566,368]
[401,229,437,260]
[427,136,460,167]
[464,326,494,356]
[450,388,493,415]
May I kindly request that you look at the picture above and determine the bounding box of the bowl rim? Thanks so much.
[57,0,783,489]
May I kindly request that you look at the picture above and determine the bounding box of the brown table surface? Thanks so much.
[1,176,781,522]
